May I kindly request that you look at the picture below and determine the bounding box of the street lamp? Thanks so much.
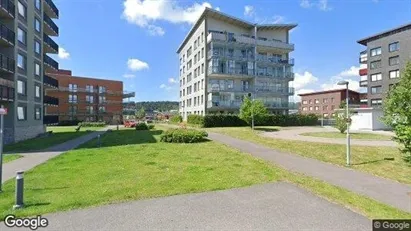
[248,93,254,130]
[337,80,351,166]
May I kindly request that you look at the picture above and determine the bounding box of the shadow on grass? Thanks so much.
[25,202,51,208]
[352,158,395,166]
[254,127,279,132]
[28,186,69,192]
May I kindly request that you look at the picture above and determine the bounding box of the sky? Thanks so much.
[53,0,411,102]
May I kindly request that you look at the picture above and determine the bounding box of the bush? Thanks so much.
[187,115,204,126]
[78,122,106,127]
[160,128,208,143]
[148,124,155,130]
[58,120,82,126]
[203,115,248,127]
[170,115,182,124]
[334,114,348,133]
[135,123,149,130]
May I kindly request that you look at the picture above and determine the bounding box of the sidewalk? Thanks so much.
[208,131,411,212]
[1,127,109,183]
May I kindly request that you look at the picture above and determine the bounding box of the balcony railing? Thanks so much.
[43,13,59,35]
[43,33,58,53]
[0,0,15,18]
[208,86,250,93]
[0,83,14,102]
[43,74,59,88]
[0,53,15,73]
[256,72,294,80]
[255,86,294,95]
[44,95,59,106]
[208,67,254,77]
[359,80,368,87]
[43,115,59,125]
[44,0,59,18]
[0,22,15,46]
[44,54,59,70]
[207,100,242,108]
[257,56,294,66]
[264,102,296,109]
[359,68,368,76]
[208,50,254,61]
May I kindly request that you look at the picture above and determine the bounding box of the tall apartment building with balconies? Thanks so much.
[0,0,59,144]
[357,23,411,107]
[177,8,296,120]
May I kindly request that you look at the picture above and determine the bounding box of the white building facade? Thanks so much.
[177,8,296,120]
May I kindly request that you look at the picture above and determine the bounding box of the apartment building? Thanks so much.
[45,70,135,124]
[298,89,361,118]
[357,23,411,107]
[177,8,296,120]
[0,0,60,144]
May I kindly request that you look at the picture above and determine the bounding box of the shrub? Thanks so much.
[78,122,106,127]
[200,114,318,127]
[58,120,82,126]
[187,115,204,126]
[160,128,208,143]
[203,115,248,127]
[135,123,149,130]
[170,115,182,124]
[334,114,348,133]
[148,124,155,130]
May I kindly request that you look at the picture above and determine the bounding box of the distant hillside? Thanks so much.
[126,101,179,112]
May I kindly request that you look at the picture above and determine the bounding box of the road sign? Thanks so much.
[0,108,7,115]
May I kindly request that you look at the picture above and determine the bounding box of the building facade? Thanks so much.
[0,0,59,144]
[357,23,411,107]
[45,70,134,124]
[177,8,296,120]
[298,89,361,118]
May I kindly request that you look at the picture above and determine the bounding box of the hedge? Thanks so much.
[78,122,106,127]
[58,120,82,126]
[187,115,204,126]
[256,114,318,126]
[160,128,208,143]
[170,115,182,124]
[202,115,248,127]
[135,123,149,130]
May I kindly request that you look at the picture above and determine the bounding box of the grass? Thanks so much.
[206,126,411,185]
[4,126,105,153]
[3,154,23,163]
[300,131,392,140]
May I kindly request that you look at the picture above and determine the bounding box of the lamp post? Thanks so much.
[337,80,350,166]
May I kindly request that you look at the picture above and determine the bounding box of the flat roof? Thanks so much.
[298,89,360,96]
[176,8,297,53]
[357,22,411,45]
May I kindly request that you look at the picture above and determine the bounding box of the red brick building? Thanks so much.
[45,70,134,124]
[298,89,361,118]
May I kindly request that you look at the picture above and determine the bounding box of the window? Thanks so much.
[302,107,307,111]
[86,95,94,103]
[34,40,41,54]
[309,100,312,104]
[389,42,399,52]
[371,99,382,106]
[315,99,319,104]
[86,85,94,93]
[201,63,204,74]
[86,106,94,114]
[99,86,106,93]
[34,107,41,120]
[389,56,399,66]
[331,105,335,110]
[35,0,41,10]
[201,48,204,58]
[201,32,204,42]
[309,106,313,111]
[314,106,319,111]
[99,96,106,103]
[371,73,382,82]
[35,18,41,32]
[371,86,382,94]
[17,80,26,95]
[302,100,308,105]
[17,106,26,120]
[370,60,381,69]
[99,106,106,112]
[17,27,26,44]
[201,95,203,105]
[17,1,26,18]
[323,98,328,103]
[69,84,78,92]
[35,63,40,76]
[69,94,77,103]
[389,70,400,79]
[35,85,40,98]
[323,105,328,111]
[69,105,77,114]
[17,54,25,70]
[331,98,334,103]
[323,113,329,118]
[370,47,381,56]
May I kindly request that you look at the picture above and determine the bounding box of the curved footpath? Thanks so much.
[261,126,397,147]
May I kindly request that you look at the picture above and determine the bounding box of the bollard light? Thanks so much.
[13,170,24,210]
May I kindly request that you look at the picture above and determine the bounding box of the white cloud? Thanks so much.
[244,5,255,17]
[271,15,285,24]
[122,0,212,35]
[123,74,136,79]
[168,78,177,84]
[58,47,70,59]
[295,88,315,102]
[318,0,332,11]
[215,7,221,11]
[127,58,149,71]
[300,0,312,8]
[292,71,319,90]
[321,79,361,92]
[338,66,360,77]
[159,84,167,89]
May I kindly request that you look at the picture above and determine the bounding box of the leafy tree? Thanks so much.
[334,111,350,133]
[135,107,146,119]
[239,95,268,127]
[383,62,411,162]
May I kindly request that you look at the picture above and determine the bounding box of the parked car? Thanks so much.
[124,120,137,128]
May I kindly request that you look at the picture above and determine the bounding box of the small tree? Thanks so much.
[135,107,146,119]
[383,62,411,162]
[239,95,268,126]
[334,111,349,133]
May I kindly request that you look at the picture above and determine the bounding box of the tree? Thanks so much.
[383,62,411,162]
[239,95,268,126]
[334,111,350,133]
[135,107,146,119]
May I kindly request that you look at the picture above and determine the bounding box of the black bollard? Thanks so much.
[13,170,24,209]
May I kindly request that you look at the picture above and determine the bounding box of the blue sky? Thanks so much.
[53,0,411,102]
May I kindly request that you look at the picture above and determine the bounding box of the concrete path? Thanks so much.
[208,131,411,213]
[1,127,110,183]
[0,183,370,230]
[261,126,397,147]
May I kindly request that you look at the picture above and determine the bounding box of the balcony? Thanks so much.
[207,50,254,62]
[359,68,368,76]
[208,86,250,93]
[44,54,59,71]
[265,102,295,109]
[44,0,59,19]
[43,33,58,54]
[0,78,14,102]
[207,100,242,109]
[359,50,367,63]
[43,115,59,125]
[43,74,59,89]
[255,86,294,95]
[256,72,294,80]
[0,22,14,46]
[257,55,294,66]
[0,0,15,19]
[44,95,59,106]
[208,67,254,78]
[0,53,14,73]
[360,80,368,87]
[43,13,59,36]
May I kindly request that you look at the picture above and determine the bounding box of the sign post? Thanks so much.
[0,105,8,192]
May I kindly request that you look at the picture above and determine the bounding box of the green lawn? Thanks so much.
[4,126,105,153]
[300,131,393,140]
[3,154,23,163]
[0,126,408,219]
[206,126,411,185]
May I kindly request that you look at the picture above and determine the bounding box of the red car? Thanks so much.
[124,120,137,128]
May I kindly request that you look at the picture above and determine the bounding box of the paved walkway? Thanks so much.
[208,131,411,212]
[261,126,397,147]
[1,127,110,183]
[0,183,369,230]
